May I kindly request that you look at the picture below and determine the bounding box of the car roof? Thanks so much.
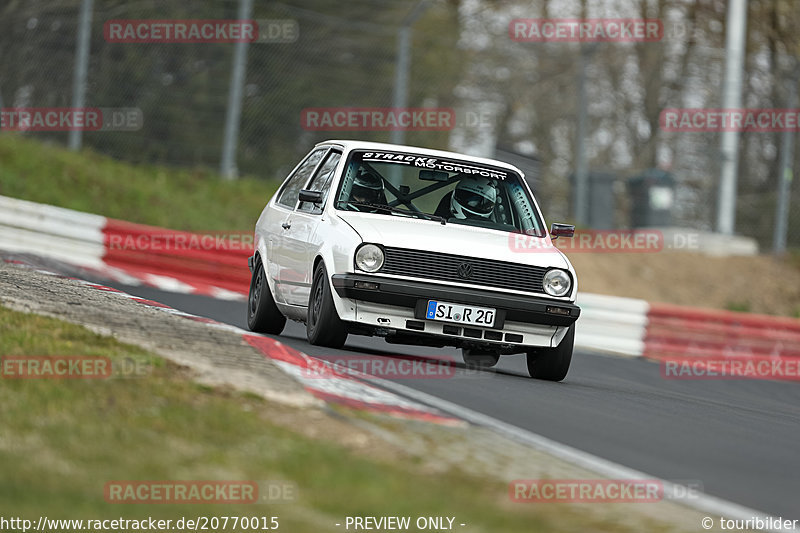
[314,139,525,176]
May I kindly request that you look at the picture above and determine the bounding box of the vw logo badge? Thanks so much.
[457,262,473,279]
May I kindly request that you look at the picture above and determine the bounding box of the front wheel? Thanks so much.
[306,262,348,348]
[526,324,574,382]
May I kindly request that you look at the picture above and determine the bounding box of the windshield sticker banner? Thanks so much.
[360,152,509,180]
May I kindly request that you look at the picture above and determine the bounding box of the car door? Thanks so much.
[268,148,327,304]
[281,149,342,306]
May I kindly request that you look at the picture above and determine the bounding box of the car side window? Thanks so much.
[276,148,326,209]
[298,151,342,213]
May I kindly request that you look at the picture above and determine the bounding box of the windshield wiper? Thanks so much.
[340,201,446,225]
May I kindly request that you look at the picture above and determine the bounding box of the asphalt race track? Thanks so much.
[97,282,800,520]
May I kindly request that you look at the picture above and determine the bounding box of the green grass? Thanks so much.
[725,300,752,313]
[0,134,280,231]
[0,305,664,532]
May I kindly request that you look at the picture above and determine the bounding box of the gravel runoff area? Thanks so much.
[0,257,723,532]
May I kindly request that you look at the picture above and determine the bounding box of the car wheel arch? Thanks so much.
[309,252,358,323]
[312,254,325,276]
[253,249,281,300]
[253,249,264,267]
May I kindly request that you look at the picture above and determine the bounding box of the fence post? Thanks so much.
[68,0,94,151]
[716,0,748,235]
[220,0,254,180]
[389,0,429,147]
[772,70,798,255]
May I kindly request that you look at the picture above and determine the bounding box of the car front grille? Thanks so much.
[381,247,548,294]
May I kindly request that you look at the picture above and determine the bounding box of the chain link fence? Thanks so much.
[0,0,462,179]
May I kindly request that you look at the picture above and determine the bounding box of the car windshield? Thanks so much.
[335,150,546,236]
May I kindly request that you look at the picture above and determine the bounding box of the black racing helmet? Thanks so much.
[350,168,385,204]
[450,176,497,219]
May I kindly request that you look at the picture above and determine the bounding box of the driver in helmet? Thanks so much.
[434,176,497,220]
[350,168,387,208]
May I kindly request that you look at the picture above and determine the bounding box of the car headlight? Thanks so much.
[355,244,384,272]
[543,269,571,297]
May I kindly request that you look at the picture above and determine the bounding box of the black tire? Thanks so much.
[526,324,574,381]
[306,262,348,348]
[247,256,286,334]
[461,348,500,368]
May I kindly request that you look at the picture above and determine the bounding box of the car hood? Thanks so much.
[335,211,570,270]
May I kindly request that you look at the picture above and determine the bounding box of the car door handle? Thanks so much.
[281,222,291,230]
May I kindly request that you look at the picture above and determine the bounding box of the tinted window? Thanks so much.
[299,151,341,213]
[276,148,326,208]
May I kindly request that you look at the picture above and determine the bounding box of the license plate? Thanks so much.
[425,300,496,327]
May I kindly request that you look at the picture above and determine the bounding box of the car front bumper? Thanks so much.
[331,273,580,349]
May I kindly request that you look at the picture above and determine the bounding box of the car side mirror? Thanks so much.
[550,223,575,240]
[299,189,324,204]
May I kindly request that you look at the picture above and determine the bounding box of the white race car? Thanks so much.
[248,140,579,381]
